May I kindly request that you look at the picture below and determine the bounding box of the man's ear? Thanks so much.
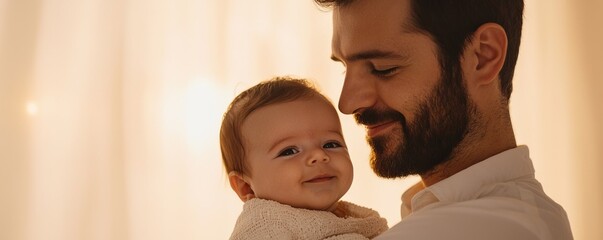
[462,23,508,87]
[228,171,255,202]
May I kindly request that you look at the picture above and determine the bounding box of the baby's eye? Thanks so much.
[323,142,343,149]
[277,148,299,157]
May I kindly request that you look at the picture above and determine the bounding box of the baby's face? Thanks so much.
[241,95,353,211]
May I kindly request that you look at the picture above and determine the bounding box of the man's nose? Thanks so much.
[338,71,377,115]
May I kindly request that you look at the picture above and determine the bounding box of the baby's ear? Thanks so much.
[228,171,256,202]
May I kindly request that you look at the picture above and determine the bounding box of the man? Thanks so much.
[316,0,573,239]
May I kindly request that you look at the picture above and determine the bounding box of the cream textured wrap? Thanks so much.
[229,198,388,240]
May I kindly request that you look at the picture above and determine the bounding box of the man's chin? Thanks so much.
[368,135,405,178]
[370,151,413,179]
[368,143,439,179]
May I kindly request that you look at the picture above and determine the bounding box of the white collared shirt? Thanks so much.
[375,146,573,240]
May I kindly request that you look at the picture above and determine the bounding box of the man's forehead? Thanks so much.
[332,0,414,33]
[331,2,416,63]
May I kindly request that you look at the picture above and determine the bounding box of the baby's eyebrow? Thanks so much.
[328,130,345,138]
[268,136,296,153]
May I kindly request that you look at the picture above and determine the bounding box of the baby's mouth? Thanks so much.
[304,174,336,183]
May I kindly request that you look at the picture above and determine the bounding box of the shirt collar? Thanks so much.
[402,146,535,216]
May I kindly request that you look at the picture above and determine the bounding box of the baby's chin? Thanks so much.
[315,201,342,213]
[269,190,347,212]
[286,199,340,212]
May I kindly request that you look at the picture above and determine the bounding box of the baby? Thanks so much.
[220,77,388,239]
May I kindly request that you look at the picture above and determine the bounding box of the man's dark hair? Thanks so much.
[315,0,524,100]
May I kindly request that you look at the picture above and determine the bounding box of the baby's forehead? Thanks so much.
[248,94,336,117]
[240,96,343,136]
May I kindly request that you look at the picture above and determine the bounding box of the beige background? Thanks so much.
[1,0,601,239]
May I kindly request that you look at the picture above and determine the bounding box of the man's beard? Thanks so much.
[355,65,477,178]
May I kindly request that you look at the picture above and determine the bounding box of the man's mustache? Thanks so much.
[354,107,406,126]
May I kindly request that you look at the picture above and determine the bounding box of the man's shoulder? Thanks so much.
[376,196,572,240]
[376,201,540,240]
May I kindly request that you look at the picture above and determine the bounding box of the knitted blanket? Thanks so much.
[229,198,388,240]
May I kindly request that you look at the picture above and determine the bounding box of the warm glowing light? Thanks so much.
[184,76,230,147]
[26,101,39,115]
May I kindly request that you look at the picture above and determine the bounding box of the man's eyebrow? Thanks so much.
[331,50,408,63]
